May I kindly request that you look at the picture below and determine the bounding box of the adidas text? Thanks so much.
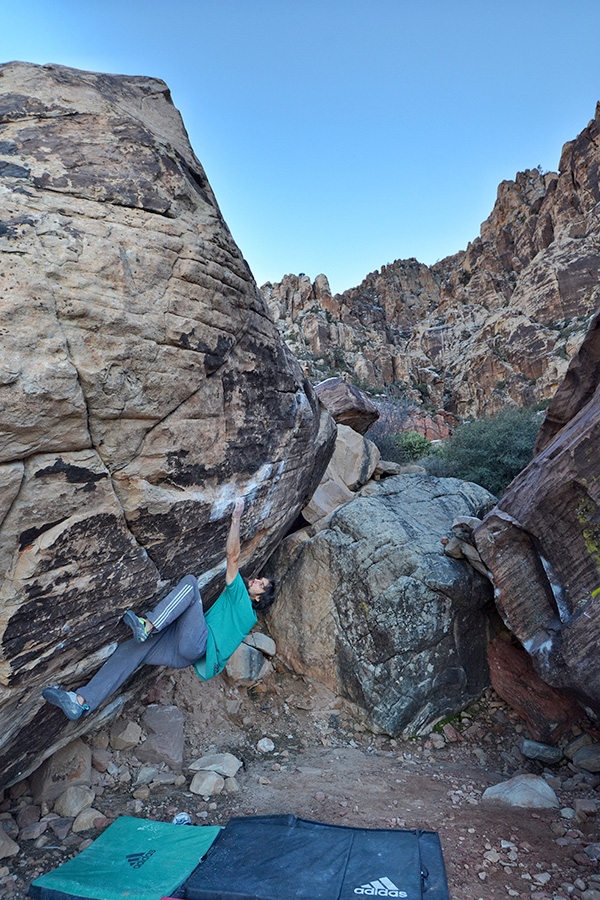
[126,850,156,869]
[354,877,407,897]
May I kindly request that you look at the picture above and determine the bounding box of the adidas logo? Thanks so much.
[353,877,407,897]
[126,849,156,869]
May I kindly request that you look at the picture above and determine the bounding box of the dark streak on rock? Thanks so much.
[34,458,108,485]
[19,519,67,551]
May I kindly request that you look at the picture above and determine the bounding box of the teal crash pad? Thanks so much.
[29,816,220,900]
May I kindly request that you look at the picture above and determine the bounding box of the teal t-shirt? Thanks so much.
[194,573,257,681]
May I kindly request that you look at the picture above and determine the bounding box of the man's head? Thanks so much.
[247,576,276,613]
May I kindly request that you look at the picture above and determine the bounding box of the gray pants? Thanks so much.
[79,574,208,712]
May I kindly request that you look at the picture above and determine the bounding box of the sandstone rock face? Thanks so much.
[474,310,600,721]
[268,475,494,735]
[263,104,600,417]
[0,62,334,789]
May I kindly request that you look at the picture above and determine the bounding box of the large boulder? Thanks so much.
[302,424,380,524]
[474,309,600,721]
[314,377,379,435]
[0,62,335,789]
[268,474,494,735]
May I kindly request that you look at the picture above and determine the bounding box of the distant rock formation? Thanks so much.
[0,62,334,789]
[263,103,600,418]
[268,475,495,736]
[474,308,600,722]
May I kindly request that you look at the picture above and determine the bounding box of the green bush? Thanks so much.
[372,430,431,464]
[423,405,542,496]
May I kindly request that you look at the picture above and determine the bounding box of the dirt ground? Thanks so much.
[2,662,599,900]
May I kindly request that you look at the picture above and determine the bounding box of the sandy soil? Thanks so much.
[2,662,599,900]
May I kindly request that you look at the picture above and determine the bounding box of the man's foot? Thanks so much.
[123,610,151,643]
[42,687,88,720]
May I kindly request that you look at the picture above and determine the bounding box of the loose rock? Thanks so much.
[482,774,559,808]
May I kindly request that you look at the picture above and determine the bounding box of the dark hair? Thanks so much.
[252,578,277,613]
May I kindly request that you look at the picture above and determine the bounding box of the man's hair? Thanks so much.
[252,578,277,613]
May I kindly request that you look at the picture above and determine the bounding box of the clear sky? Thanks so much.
[2,1,600,294]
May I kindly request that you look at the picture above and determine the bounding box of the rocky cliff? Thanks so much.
[474,308,600,721]
[0,62,334,789]
[263,104,600,419]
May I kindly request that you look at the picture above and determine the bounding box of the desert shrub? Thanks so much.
[371,429,431,465]
[422,405,542,496]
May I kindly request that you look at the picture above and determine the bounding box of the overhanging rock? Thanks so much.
[0,62,335,788]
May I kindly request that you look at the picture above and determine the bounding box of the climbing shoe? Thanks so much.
[42,687,89,720]
[123,610,151,643]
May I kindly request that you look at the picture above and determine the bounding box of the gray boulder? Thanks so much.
[482,774,559,808]
[268,474,494,735]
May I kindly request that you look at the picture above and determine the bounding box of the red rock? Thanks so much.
[476,310,600,722]
[487,638,583,743]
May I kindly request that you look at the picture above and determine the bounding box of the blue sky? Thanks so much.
[2,1,600,294]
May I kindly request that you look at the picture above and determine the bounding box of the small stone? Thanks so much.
[189,771,224,797]
[132,787,150,800]
[243,633,276,657]
[226,643,272,684]
[110,720,142,751]
[573,744,600,773]
[134,765,159,786]
[560,808,576,819]
[573,851,595,867]
[92,731,110,751]
[575,799,597,819]
[520,739,563,764]
[138,705,185,772]
[582,891,600,900]
[18,821,47,841]
[150,772,176,786]
[73,806,104,834]
[224,777,240,793]
[54,785,95,818]
[584,843,600,861]
[16,805,40,830]
[257,776,270,785]
[91,749,112,773]
[188,753,243,778]
[442,723,461,742]
[315,792,326,802]
[257,738,275,753]
[48,818,72,840]
[533,872,551,885]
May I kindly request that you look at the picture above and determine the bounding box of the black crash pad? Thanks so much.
[183,815,449,900]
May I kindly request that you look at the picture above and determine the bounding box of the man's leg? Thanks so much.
[146,574,202,632]
[45,575,209,717]
[78,637,156,712]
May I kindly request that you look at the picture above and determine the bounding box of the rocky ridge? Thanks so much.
[262,103,600,419]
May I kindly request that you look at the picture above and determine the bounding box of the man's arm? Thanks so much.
[225,498,245,584]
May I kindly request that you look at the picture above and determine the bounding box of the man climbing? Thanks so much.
[42,498,275,720]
